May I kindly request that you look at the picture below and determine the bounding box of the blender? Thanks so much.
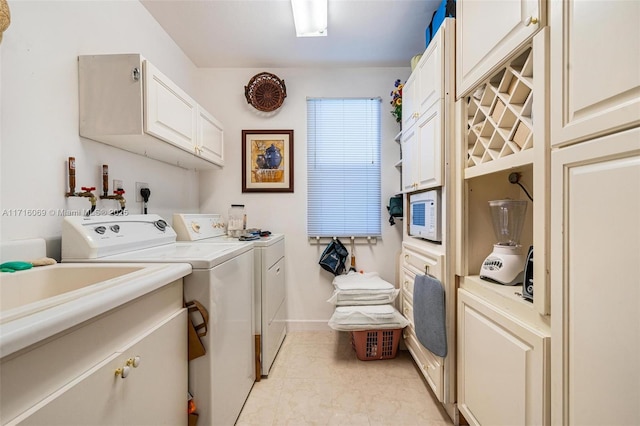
[480,199,528,285]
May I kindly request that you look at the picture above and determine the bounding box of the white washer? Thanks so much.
[173,213,286,377]
[61,214,255,426]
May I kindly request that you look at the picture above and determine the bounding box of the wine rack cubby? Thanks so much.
[465,46,534,168]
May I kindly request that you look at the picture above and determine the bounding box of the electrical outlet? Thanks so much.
[113,180,123,192]
[135,182,149,202]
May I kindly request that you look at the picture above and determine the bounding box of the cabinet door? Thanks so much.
[402,74,418,131]
[550,128,640,426]
[144,61,197,152]
[550,0,640,147]
[120,309,187,426]
[16,310,187,426]
[456,0,544,98]
[401,126,417,192]
[16,352,124,426]
[417,21,445,115]
[458,289,550,426]
[197,107,224,166]
[416,101,443,190]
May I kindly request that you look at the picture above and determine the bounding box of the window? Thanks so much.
[307,98,381,237]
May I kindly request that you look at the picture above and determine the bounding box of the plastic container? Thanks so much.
[350,329,402,361]
[227,204,246,238]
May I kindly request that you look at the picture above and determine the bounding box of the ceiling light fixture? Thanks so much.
[290,0,327,37]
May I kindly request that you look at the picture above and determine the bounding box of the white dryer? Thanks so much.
[61,214,255,426]
[173,213,287,377]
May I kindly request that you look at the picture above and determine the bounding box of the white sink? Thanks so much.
[0,262,192,358]
[0,264,145,314]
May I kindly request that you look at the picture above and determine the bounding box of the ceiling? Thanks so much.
[140,0,441,68]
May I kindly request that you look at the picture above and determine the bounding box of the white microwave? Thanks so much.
[409,189,441,242]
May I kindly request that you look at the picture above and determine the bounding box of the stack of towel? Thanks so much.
[327,271,408,331]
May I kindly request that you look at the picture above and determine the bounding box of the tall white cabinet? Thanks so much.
[549,1,640,424]
[455,5,551,424]
[399,18,457,422]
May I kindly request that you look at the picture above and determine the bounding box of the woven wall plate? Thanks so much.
[244,72,287,112]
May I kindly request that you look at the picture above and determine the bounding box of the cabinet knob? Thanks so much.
[132,67,140,82]
[126,356,141,368]
[404,254,409,261]
[115,366,130,379]
[525,16,539,26]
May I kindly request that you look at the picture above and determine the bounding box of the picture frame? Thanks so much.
[242,130,294,193]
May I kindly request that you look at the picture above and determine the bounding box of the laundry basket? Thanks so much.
[350,328,402,361]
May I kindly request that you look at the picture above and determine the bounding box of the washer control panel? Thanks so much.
[62,214,176,260]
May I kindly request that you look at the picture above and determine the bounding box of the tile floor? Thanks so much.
[236,331,454,426]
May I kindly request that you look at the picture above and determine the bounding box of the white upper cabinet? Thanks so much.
[143,60,198,152]
[401,18,454,192]
[456,0,545,98]
[196,106,224,167]
[550,0,640,147]
[416,101,444,189]
[403,20,452,133]
[79,54,224,170]
[402,73,419,131]
[401,125,417,192]
[416,26,445,116]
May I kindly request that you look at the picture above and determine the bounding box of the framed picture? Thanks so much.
[242,130,294,193]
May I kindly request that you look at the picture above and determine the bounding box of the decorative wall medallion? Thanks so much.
[244,72,287,112]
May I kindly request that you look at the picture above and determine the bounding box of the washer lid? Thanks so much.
[86,242,253,269]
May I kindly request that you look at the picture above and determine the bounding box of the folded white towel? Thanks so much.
[327,288,399,306]
[328,304,410,331]
[332,271,394,291]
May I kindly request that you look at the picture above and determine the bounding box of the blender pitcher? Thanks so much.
[480,199,528,285]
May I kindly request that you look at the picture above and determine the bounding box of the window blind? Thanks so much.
[307,98,382,237]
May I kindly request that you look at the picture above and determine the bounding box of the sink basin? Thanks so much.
[1,264,144,313]
[0,262,191,358]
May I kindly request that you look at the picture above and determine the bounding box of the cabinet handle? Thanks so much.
[132,67,140,82]
[404,254,409,261]
[115,366,130,379]
[126,356,141,368]
[404,280,409,289]
[525,16,539,26]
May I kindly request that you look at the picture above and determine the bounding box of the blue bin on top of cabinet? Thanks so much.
[425,0,455,48]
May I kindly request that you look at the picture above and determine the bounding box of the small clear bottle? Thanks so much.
[227,204,246,237]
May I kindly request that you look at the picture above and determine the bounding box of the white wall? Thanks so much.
[197,68,410,329]
[0,1,201,257]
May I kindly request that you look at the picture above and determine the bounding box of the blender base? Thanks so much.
[479,245,526,286]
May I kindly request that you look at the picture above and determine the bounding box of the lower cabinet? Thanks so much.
[2,281,187,426]
[15,309,187,426]
[457,288,549,426]
[401,242,446,402]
